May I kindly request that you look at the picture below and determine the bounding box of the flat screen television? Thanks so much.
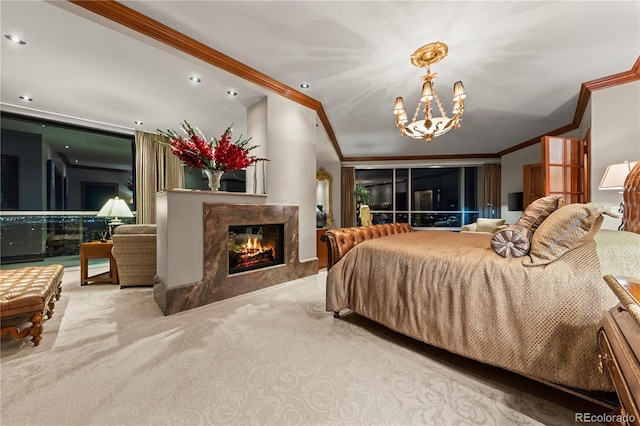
[508,192,524,211]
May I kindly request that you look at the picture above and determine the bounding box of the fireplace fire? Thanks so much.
[228,225,284,274]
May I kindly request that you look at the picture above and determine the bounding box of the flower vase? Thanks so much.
[204,169,224,191]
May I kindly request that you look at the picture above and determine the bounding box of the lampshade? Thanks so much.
[96,196,133,224]
[393,97,405,114]
[598,161,638,190]
[453,81,466,101]
[420,82,434,102]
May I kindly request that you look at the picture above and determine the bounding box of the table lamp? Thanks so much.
[599,161,638,230]
[96,196,134,241]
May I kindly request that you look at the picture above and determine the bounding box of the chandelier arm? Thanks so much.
[432,89,448,119]
[410,101,422,124]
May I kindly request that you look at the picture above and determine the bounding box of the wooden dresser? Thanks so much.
[598,275,640,425]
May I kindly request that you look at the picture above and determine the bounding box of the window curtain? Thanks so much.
[483,163,501,218]
[341,166,356,227]
[134,131,185,224]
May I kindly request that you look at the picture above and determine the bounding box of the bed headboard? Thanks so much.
[623,161,640,234]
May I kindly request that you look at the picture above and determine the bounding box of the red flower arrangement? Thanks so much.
[156,121,264,172]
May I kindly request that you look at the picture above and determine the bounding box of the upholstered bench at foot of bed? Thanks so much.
[0,264,64,346]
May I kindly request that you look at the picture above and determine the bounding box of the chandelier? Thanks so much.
[393,41,466,142]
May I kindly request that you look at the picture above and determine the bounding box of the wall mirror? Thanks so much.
[316,168,333,229]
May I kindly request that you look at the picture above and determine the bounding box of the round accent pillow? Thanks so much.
[490,224,532,258]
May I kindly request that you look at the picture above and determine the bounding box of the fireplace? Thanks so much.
[228,225,284,274]
[155,202,318,315]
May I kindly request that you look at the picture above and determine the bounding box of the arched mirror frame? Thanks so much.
[316,167,333,229]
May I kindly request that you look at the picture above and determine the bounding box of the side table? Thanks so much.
[80,241,118,285]
[598,275,640,425]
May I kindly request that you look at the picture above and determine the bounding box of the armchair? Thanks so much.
[461,218,508,234]
[110,224,157,288]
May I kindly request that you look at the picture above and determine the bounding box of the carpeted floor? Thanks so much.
[1,266,610,425]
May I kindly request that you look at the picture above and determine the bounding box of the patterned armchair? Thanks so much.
[111,224,157,288]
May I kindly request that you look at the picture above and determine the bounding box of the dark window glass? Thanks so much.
[372,213,393,225]
[411,168,460,211]
[395,213,409,223]
[463,212,479,225]
[355,169,393,211]
[395,169,408,211]
[354,166,481,228]
[411,213,461,228]
[464,167,477,211]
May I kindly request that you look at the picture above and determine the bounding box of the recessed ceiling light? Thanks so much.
[189,76,201,83]
[4,34,26,45]
[227,90,237,96]
[65,145,70,149]
[300,83,310,89]
[19,95,33,101]
[75,159,79,163]
[134,121,143,125]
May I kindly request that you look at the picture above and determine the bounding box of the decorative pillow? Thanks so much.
[476,218,506,233]
[515,195,565,234]
[490,224,532,258]
[524,203,616,266]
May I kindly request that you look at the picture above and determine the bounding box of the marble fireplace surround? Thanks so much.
[155,203,317,315]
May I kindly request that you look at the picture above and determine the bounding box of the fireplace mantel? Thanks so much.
[154,190,316,315]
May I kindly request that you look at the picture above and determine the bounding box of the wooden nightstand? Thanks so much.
[80,241,118,285]
[598,275,640,425]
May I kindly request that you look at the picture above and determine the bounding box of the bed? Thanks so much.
[324,199,640,392]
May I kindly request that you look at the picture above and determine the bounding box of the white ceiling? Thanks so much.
[1,1,639,167]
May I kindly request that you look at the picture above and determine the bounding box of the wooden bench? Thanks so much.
[1,265,64,346]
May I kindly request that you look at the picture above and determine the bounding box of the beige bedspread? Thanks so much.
[326,229,640,391]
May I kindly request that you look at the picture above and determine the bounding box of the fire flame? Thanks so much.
[246,237,261,250]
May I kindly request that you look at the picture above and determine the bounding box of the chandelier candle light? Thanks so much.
[394,41,466,142]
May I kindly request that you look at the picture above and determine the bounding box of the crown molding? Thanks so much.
[69,0,344,160]
[499,55,640,157]
[342,153,499,163]
[67,2,640,163]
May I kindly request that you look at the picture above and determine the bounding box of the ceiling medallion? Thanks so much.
[393,41,466,142]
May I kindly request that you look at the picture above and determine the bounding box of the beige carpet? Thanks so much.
[1,266,609,425]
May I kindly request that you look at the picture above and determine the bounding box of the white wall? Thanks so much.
[500,81,640,230]
[316,122,342,229]
[247,97,268,194]
[500,144,541,224]
[265,95,317,261]
[590,80,640,230]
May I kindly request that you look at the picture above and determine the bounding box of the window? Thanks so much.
[355,167,480,228]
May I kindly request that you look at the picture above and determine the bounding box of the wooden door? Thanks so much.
[523,163,544,208]
[542,136,590,204]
